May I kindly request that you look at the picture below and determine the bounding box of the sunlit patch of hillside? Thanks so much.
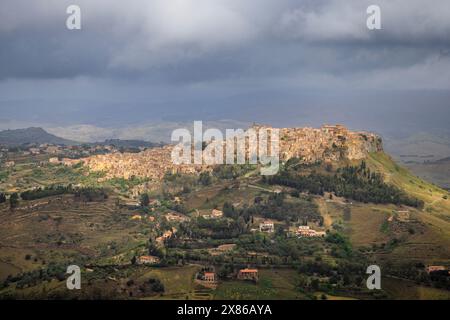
[367,152,450,214]
[367,152,450,258]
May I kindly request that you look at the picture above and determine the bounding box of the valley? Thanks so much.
[0,125,449,300]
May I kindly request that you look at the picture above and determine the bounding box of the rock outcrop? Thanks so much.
[278,124,382,163]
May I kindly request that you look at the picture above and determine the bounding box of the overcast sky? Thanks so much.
[0,0,449,139]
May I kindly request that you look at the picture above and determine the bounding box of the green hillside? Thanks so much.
[0,127,78,146]
[367,152,450,215]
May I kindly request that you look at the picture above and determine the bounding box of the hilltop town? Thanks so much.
[76,125,383,181]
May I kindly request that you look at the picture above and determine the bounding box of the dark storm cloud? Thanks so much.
[0,0,450,136]
[0,0,449,84]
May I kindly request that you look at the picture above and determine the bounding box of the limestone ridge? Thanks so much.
[278,124,383,163]
[77,125,383,180]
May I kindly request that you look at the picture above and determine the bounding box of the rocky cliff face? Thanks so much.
[278,124,383,163]
[79,124,383,180]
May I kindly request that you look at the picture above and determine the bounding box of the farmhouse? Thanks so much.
[45,146,60,154]
[29,147,40,155]
[202,208,224,219]
[296,225,326,238]
[137,255,160,265]
[238,268,259,281]
[259,221,274,233]
[165,212,189,222]
[4,161,15,168]
[211,209,223,218]
[49,157,60,164]
[204,272,216,282]
[426,265,448,274]
[156,228,176,246]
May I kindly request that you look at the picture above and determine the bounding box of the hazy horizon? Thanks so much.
[1,0,450,143]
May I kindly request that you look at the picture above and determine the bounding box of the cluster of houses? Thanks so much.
[22,144,62,156]
[258,221,274,233]
[256,221,325,238]
[82,145,207,181]
[10,143,117,159]
[3,160,15,168]
[202,209,224,219]
[137,255,160,265]
[296,226,326,238]
[195,267,259,289]
[48,157,80,166]
[165,212,190,222]
[156,228,177,246]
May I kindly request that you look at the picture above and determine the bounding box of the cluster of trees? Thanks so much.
[296,259,371,293]
[147,239,165,258]
[1,262,67,290]
[177,216,246,240]
[9,193,18,209]
[256,193,321,224]
[384,263,450,290]
[162,172,198,197]
[18,185,108,202]
[266,161,424,208]
[139,278,165,295]
[325,232,353,258]
[212,164,254,180]
[0,170,8,182]
[140,193,150,207]
[224,193,322,224]
[20,185,71,200]
[73,187,108,202]
[109,176,148,192]
[0,192,19,209]
[198,172,212,186]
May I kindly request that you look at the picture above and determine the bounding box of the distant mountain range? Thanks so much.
[0,127,162,149]
[0,127,78,147]
[96,139,163,149]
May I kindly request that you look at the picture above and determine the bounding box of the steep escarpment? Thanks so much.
[278,124,383,163]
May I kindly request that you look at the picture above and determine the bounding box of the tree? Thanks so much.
[140,193,150,207]
[9,193,19,209]
[199,172,212,186]
[311,278,320,290]
[217,264,234,279]
[148,240,164,258]
[223,202,237,219]
[139,278,165,295]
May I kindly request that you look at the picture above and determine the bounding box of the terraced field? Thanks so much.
[0,151,449,300]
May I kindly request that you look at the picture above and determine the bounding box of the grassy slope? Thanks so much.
[214,269,305,300]
[383,277,450,300]
[367,152,449,212]
[366,152,450,262]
